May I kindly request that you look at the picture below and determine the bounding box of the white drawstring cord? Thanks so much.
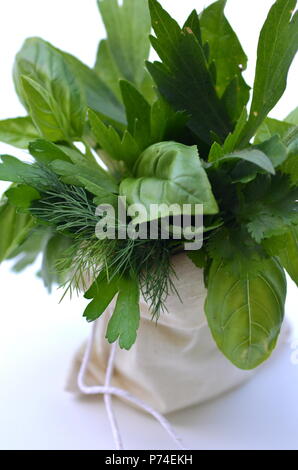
[77,321,187,450]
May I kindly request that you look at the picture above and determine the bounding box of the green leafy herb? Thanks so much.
[0,0,297,367]
[0,117,39,149]
[205,257,286,369]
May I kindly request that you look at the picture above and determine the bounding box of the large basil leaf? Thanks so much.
[0,199,34,262]
[238,0,298,147]
[120,141,218,222]
[97,0,151,86]
[0,117,39,149]
[264,225,298,286]
[200,0,250,121]
[14,38,86,140]
[205,257,287,370]
[147,0,232,144]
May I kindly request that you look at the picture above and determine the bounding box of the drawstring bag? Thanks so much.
[67,254,257,414]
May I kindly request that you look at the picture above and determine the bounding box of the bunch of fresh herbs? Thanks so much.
[0,0,297,370]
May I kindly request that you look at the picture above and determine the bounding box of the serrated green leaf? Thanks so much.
[0,117,39,149]
[106,275,140,350]
[238,0,298,147]
[150,96,188,143]
[83,273,119,322]
[200,0,250,120]
[147,0,232,144]
[244,174,298,242]
[205,257,286,370]
[120,141,218,223]
[89,109,140,169]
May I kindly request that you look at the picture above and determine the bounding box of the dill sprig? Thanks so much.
[30,167,182,316]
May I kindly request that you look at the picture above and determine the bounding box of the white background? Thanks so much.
[0,0,297,450]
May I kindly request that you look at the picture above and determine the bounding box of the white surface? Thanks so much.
[0,0,298,450]
[0,262,297,450]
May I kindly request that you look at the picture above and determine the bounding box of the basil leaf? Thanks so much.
[147,0,232,144]
[205,257,287,369]
[97,0,151,86]
[120,141,218,222]
[14,38,86,139]
[106,275,140,350]
[21,76,68,142]
[200,0,250,121]
[216,149,276,175]
[0,199,34,262]
[239,0,298,146]
[0,117,39,149]
[62,51,126,127]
